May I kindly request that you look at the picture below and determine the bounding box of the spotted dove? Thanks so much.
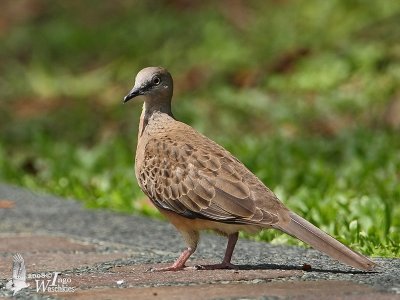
[123,66,375,272]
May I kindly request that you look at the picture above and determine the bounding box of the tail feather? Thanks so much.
[277,212,376,271]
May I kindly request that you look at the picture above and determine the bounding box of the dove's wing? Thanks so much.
[137,123,286,226]
[12,253,27,282]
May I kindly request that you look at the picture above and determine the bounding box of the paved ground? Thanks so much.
[0,183,399,299]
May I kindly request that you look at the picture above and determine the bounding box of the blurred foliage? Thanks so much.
[0,0,399,257]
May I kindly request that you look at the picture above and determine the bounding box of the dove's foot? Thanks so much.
[193,261,237,270]
[146,265,188,272]
[146,247,194,272]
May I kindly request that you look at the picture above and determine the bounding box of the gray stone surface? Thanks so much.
[0,183,399,299]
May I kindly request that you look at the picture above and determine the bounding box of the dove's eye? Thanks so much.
[152,76,161,85]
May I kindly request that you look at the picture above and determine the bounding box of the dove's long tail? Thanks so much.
[276,212,376,271]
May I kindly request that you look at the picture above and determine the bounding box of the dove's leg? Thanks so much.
[195,232,239,270]
[149,230,199,272]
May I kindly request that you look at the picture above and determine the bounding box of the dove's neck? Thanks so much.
[144,99,172,116]
[139,100,173,137]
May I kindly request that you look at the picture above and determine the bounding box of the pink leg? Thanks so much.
[196,232,239,270]
[148,247,195,272]
[148,230,199,272]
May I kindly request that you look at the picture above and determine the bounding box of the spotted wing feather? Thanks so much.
[137,125,284,226]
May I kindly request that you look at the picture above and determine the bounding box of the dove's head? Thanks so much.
[123,67,173,105]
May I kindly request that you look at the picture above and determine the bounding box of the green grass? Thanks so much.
[0,1,399,257]
[1,126,398,257]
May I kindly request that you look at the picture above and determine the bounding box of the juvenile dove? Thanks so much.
[123,66,375,272]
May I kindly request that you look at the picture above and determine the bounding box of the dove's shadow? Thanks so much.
[234,263,377,275]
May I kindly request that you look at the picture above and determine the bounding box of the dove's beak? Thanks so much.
[123,87,142,103]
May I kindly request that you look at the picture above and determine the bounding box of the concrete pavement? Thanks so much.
[0,183,399,299]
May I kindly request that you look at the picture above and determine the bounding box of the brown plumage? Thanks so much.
[123,66,376,271]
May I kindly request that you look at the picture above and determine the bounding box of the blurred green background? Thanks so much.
[0,0,399,257]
